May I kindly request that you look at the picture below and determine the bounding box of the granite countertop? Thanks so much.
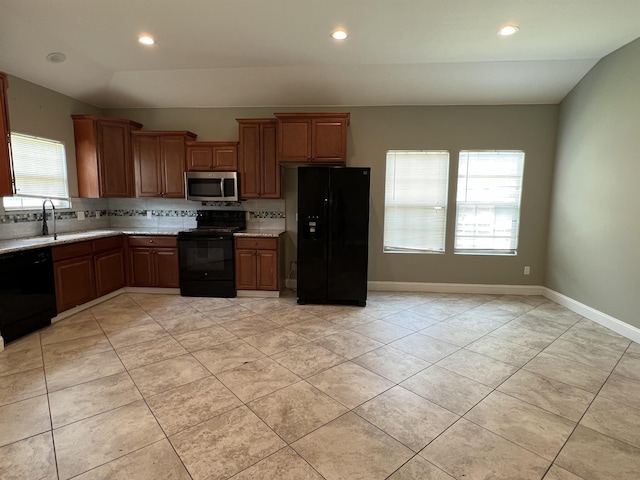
[234,229,285,238]
[0,229,182,255]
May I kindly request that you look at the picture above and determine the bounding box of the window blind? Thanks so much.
[384,150,449,253]
[2,133,70,210]
[455,150,525,254]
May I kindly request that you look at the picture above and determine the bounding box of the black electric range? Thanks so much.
[177,210,246,297]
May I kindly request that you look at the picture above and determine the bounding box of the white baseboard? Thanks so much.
[367,281,544,296]
[52,287,180,323]
[543,288,640,344]
[237,290,281,298]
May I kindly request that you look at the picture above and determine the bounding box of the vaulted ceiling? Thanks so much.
[1,0,639,108]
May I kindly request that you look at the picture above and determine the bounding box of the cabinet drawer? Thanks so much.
[128,235,177,248]
[52,240,93,262]
[92,235,124,254]
[235,237,278,250]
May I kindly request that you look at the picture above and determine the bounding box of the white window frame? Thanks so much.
[2,133,71,211]
[454,150,525,255]
[383,150,449,254]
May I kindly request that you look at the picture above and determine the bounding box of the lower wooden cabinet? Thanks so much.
[51,234,177,313]
[93,236,126,297]
[128,236,179,288]
[53,241,97,313]
[235,236,281,291]
[53,235,127,313]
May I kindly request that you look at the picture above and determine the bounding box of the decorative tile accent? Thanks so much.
[248,211,286,219]
[200,201,242,207]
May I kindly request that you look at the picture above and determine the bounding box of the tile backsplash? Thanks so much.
[0,197,286,240]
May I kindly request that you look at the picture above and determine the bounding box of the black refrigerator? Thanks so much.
[297,166,371,306]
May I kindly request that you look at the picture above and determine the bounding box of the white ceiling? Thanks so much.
[1,0,639,108]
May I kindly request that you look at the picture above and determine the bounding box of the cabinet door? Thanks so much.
[98,121,135,197]
[134,134,162,197]
[261,123,280,198]
[238,123,260,198]
[161,136,186,198]
[155,248,179,288]
[278,119,311,162]
[129,248,155,286]
[94,249,125,297]
[312,117,347,163]
[186,144,213,171]
[54,256,96,313]
[0,73,14,196]
[213,144,238,170]
[235,249,257,290]
[256,249,278,291]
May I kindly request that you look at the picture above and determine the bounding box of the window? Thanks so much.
[383,150,449,253]
[2,133,70,210]
[455,150,525,254]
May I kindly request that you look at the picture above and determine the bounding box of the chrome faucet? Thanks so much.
[42,199,57,240]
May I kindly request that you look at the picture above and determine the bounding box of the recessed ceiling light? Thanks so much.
[331,29,348,40]
[46,52,66,64]
[498,25,519,36]
[138,35,155,45]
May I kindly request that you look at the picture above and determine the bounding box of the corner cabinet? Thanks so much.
[235,236,283,292]
[275,113,349,164]
[128,236,179,288]
[0,73,15,196]
[132,131,197,198]
[53,235,126,313]
[72,115,143,198]
[237,119,280,199]
[185,141,238,171]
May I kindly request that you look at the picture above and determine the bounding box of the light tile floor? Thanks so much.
[1,291,639,479]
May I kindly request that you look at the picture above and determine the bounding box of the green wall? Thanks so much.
[2,74,560,288]
[5,75,102,197]
[546,37,640,328]
[110,105,558,286]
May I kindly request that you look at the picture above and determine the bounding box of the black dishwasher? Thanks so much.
[0,247,56,344]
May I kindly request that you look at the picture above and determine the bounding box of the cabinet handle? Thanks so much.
[149,239,154,243]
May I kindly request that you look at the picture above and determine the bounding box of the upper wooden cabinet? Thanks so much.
[72,115,143,198]
[132,131,196,198]
[185,141,238,171]
[275,113,350,164]
[237,119,280,199]
[0,73,15,197]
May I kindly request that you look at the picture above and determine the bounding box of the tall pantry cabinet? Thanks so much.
[237,119,280,199]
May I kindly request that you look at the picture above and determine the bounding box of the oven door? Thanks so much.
[178,235,237,297]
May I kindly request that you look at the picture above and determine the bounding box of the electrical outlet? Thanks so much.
[147,210,152,218]
[95,210,100,218]
[77,211,85,221]
[524,266,531,275]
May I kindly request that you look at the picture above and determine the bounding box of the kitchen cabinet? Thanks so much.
[72,115,143,198]
[185,141,238,171]
[53,241,96,313]
[93,235,125,297]
[132,131,197,198]
[237,119,280,199]
[128,236,179,288]
[0,73,15,196]
[52,235,127,313]
[275,113,349,164]
[235,236,281,291]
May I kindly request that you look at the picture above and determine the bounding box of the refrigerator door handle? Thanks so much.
[326,188,331,263]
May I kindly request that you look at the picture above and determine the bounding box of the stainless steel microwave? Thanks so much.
[185,172,239,201]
